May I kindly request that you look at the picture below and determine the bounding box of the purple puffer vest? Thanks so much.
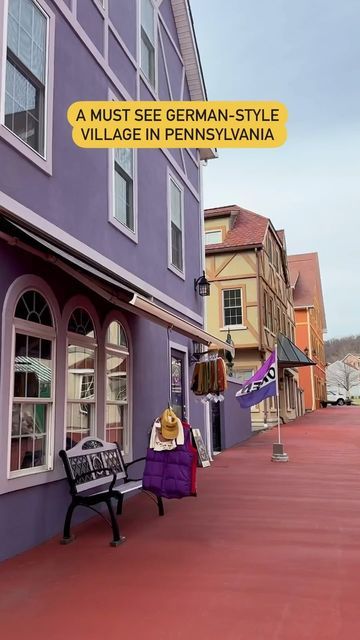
[143,425,197,499]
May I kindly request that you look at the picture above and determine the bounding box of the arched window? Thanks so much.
[105,320,129,453]
[66,308,96,448]
[10,290,55,474]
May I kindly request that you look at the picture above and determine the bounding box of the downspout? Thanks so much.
[307,309,315,410]
[199,158,213,458]
[256,247,267,427]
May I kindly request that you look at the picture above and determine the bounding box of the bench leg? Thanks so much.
[157,496,165,517]
[116,494,124,515]
[60,501,77,544]
[106,499,126,547]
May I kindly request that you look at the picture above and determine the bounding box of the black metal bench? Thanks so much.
[59,436,164,546]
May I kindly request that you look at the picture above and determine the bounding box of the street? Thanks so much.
[1,407,360,640]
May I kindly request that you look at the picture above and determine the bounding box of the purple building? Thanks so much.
[0,0,250,560]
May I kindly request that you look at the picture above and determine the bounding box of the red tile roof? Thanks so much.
[204,204,269,250]
[288,253,327,330]
[290,269,299,288]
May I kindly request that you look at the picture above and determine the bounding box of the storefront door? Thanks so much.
[171,350,186,420]
[211,401,222,451]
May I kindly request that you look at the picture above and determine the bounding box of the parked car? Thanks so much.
[321,392,352,407]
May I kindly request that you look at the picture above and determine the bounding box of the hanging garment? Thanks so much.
[191,357,227,396]
[143,424,197,499]
[217,357,228,393]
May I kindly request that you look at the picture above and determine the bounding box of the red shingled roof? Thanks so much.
[288,253,327,330]
[204,205,269,250]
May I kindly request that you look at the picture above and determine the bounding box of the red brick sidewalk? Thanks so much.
[1,407,360,640]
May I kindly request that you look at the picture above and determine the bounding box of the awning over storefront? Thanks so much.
[277,333,314,368]
[128,294,233,353]
[0,216,234,356]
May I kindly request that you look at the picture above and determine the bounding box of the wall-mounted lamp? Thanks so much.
[304,347,309,357]
[194,270,211,297]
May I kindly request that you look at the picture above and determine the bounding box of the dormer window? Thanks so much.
[205,230,222,245]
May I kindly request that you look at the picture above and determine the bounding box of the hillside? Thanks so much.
[325,335,360,363]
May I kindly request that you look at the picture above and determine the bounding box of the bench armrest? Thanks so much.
[125,457,146,481]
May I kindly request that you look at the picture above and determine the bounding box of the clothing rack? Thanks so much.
[190,349,220,364]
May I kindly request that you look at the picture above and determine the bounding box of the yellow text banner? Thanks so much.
[67,101,287,149]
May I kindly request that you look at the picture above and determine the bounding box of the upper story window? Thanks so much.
[233,368,253,383]
[140,0,156,87]
[168,174,184,275]
[10,290,55,476]
[5,0,48,156]
[205,230,222,246]
[66,309,97,449]
[267,236,273,264]
[223,289,243,327]
[268,297,274,333]
[114,148,134,232]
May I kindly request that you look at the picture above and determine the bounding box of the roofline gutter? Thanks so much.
[205,243,263,254]
[185,0,207,100]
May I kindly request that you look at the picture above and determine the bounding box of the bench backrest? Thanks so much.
[60,437,126,494]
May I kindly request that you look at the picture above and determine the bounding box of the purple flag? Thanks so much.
[236,351,277,408]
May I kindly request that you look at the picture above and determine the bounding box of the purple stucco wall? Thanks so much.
[77,0,104,55]
[0,0,210,562]
[159,0,181,50]
[220,380,252,449]
[109,0,137,58]
[0,0,203,319]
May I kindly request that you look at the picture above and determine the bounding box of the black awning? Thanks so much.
[277,332,314,368]
[0,215,234,353]
[0,215,138,300]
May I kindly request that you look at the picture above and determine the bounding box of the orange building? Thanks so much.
[288,253,327,411]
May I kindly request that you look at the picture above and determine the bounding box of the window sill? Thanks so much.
[8,464,51,480]
[220,325,247,331]
[1,465,64,495]
[108,217,138,243]
[168,263,185,280]
[0,124,52,176]
[139,70,157,99]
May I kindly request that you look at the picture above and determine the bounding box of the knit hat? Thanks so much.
[160,408,179,440]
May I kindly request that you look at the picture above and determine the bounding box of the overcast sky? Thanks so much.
[191,0,360,339]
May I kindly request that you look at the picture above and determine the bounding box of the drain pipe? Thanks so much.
[256,247,267,428]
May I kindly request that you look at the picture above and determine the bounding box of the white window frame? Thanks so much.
[111,147,138,241]
[167,169,185,279]
[105,321,130,457]
[0,0,55,174]
[205,229,222,246]
[139,0,158,92]
[8,302,56,479]
[108,90,138,242]
[233,368,253,383]
[66,311,98,448]
[222,288,243,328]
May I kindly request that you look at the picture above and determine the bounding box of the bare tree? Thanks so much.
[326,361,359,396]
[325,335,360,363]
